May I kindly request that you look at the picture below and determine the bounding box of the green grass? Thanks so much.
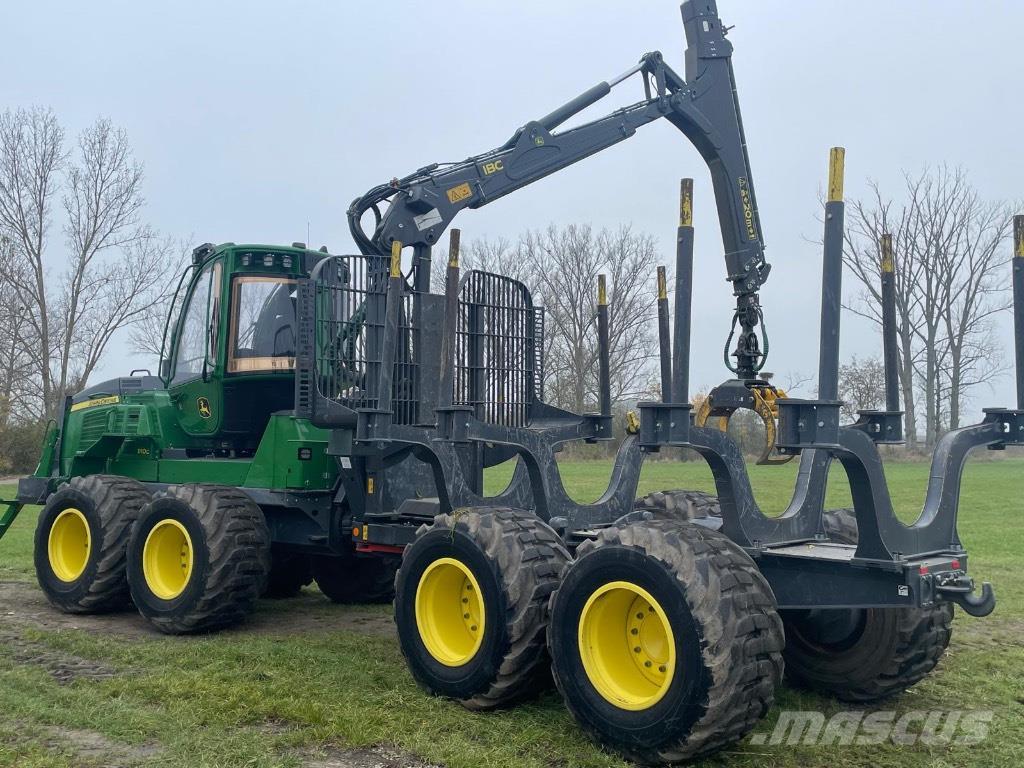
[0,457,1021,767]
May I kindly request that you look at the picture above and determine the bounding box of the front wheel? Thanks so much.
[126,485,270,634]
[394,507,569,709]
[548,520,784,764]
[35,475,151,614]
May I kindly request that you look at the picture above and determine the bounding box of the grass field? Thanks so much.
[0,457,1021,767]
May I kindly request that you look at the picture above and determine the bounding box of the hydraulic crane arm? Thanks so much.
[348,1,771,378]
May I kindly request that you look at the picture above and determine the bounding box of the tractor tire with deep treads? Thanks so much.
[126,484,270,634]
[394,507,570,710]
[263,550,314,598]
[35,475,151,614]
[548,520,784,765]
[781,507,955,702]
[312,548,398,604]
[633,489,721,521]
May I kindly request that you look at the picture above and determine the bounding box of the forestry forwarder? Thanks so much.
[1,2,1015,763]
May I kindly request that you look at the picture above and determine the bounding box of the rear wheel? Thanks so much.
[548,520,784,764]
[312,548,398,604]
[126,484,270,634]
[781,507,954,701]
[35,475,151,614]
[263,550,314,598]
[632,489,721,522]
[394,507,569,709]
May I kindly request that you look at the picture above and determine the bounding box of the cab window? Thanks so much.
[172,262,221,384]
[228,276,297,373]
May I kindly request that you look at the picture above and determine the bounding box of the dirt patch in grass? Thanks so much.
[0,581,155,640]
[38,724,161,765]
[0,627,120,684]
[0,580,395,640]
[0,720,161,767]
[952,615,1024,649]
[303,743,442,768]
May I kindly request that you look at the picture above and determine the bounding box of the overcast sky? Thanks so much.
[3,1,1022,418]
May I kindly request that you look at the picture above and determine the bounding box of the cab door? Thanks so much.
[168,259,224,436]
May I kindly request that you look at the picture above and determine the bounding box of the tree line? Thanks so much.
[840,168,1015,449]
[0,107,180,472]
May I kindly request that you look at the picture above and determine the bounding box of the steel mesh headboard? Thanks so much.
[455,270,543,426]
[300,255,419,426]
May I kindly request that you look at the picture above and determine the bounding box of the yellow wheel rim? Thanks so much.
[578,581,676,711]
[414,557,486,666]
[47,508,91,582]
[142,519,194,600]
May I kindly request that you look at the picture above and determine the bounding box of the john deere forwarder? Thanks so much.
[2,2,1018,763]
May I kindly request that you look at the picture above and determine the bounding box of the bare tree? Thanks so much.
[435,225,661,413]
[0,107,179,417]
[128,240,192,362]
[932,186,1012,429]
[843,179,923,447]
[837,356,886,421]
[519,224,659,412]
[0,241,37,427]
[842,167,1012,447]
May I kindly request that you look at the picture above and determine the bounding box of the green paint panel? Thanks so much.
[157,459,251,485]
[244,415,336,490]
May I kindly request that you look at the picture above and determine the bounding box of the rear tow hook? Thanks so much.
[935,574,996,617]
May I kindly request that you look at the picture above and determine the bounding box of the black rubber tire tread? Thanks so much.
[398,507,570,710]
[633,489,721,521]
[131,484,270,634]
[782,507,954,702]
[263,550,314,598]
[550,520,784,764]
[35,475,151,614]
[821,507,858,543]
[312,549,399,604]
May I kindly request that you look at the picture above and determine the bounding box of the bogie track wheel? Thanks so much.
[548,520,784,764]
[126,484,270,634]
[394,507,569,709]
[35,475,151,614]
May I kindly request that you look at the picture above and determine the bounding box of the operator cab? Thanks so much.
[162,242,319,453]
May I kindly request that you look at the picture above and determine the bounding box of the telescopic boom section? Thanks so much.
[348,0,771,379]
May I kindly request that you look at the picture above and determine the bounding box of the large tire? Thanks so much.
[394,507,570,710]
[633,489,721,521]
[126,484,271,634]
[35,475,151,614]
[312,548,398,604]
[781,507,954,702]
[263,550,314,598]
[548,520,784,764]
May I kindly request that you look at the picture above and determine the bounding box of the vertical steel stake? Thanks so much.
[880,233,901,412]
[597,274,612,417]
[818,148,845,402]
[656,266,673,403]
[1014,215,1024,409]
[672,178,695,405]
[438,229,461,410]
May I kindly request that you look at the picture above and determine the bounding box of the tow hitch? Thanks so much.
[936,572,996,617]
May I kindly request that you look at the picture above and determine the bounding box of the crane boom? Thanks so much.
[348,0,771,379]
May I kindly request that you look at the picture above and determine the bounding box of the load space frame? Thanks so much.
[298,147,1020,616]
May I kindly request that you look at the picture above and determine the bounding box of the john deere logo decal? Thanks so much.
[197,397,212,419]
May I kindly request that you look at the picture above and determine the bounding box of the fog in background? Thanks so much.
[3,1,1021,418]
